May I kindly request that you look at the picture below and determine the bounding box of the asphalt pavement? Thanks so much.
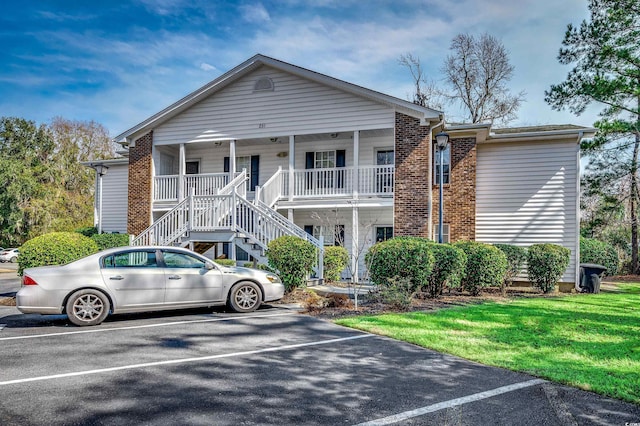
[0,303,638,425]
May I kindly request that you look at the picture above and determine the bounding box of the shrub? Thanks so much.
[366,237,434,292]
[91,233,130,251]
[375,277,415,310]
[425,243,467,297]
[18,232,99,275]
[494,244,528,295]
[323,246,349,283]
[299,288,329,313]
[75,226,98,237]
[215,259,236,266]
[527,243,571,293]
[580,237,618,276]
[267,236,317,291]
[454,241,508,295]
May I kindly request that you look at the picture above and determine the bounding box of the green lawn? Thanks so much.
[336,284,640,404]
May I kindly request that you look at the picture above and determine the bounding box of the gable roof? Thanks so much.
[114,54,442,143]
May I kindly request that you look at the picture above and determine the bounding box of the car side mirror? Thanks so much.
[205,261,215,270]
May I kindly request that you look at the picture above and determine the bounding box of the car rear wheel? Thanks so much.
[228,282,262,313]
[66,289,110,326]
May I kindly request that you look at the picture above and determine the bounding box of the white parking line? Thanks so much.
[0,334,373,386]
[355,378,547,425]
[0,311,297,341]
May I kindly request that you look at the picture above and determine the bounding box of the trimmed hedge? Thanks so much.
[454,241,507,295]
[425,243,467,297]
[366,237,434,292]
[494,244,527,295]
[528,243,571,293]
[18,232,99,275]
[267,236,317,291]
[242,262,276,273]
[580,237,618,276]
[91,233,130,251]
[75,226,98,237]
[323,246,349,283]
[215,259,237,266]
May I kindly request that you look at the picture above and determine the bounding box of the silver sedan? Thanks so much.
[16,246,284,326]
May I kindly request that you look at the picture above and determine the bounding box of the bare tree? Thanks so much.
[443,33,525,125]
[398,53,445,110]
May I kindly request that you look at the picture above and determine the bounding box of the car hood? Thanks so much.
[220,266,271,279]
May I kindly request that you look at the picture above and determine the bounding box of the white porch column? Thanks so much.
[178,143,185,200]
[288,208,294,222]
[288,135,295,201]
[353,130,360,200]
[229,139,237,179]
[351,206,359,282]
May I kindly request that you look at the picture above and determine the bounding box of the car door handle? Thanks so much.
[168,275,182,280]
[109,276,124,280]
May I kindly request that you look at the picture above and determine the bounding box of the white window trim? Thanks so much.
[432,224,450,243]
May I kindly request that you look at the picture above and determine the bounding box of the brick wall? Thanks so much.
[394,113,432,237]
[127,131,153,235]
[393,112,476,241]
[432,137,476,241]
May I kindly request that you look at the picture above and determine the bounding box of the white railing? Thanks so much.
[154,175,179,201]
[358,165,394,195]
[291,167,354,197]
[132,197,190,246]
[153,173,229,201]
[256,167,284,208]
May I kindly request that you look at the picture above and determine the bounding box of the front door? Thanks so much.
[161,249,224,304]
[101,249,166,309]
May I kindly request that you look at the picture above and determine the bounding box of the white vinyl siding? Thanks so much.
[153,65,395,145]
[98,163,129,234]
[476,140,579,283]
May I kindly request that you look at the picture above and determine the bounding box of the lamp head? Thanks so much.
[435,131,449,150]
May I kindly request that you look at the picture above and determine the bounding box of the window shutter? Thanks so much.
[305,152,314,169]
[250,155,259,191]
[336,150,346,188]
[335,225,345,246]
[223,157,229,173]
[304,225,313,235]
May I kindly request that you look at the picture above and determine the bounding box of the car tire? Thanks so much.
[66,289,110,326]
[228,281,262,313]
[10,256,17,263]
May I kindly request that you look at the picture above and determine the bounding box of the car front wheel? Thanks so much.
[10,256,17,263]
[66,289,110,326]
[228,282,262,313]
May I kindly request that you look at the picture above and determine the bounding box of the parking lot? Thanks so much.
[1,293,639,426]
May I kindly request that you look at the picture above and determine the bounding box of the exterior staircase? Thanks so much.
[131,171,324,277]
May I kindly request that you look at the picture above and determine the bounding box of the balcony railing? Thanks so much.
[154,173,229,202]
[256,165,394,205]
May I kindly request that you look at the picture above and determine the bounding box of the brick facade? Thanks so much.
[432,137,476,241]
[394,113,432,237]
[393,112,476,241]
[127,131,153,235]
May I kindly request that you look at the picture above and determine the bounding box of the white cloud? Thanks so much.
[200,62,217,71]
[239,3,271,23]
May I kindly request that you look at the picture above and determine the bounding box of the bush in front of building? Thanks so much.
[454,241,508,295]
[18,232,99,276]
[267,236,317,291]
[580,237,618,276]
[215,259,236,266]
[323,246,349,283]
[75,226,98,237]
[366,237,434,292]
[91,233,130,251]
[494,243,528,295]
[425,243,467,297]
[527,243,571,293]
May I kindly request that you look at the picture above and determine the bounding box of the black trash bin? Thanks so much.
[579,263,607,293]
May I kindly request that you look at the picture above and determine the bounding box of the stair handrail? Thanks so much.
[252,199,323,250]
[256,167,283,208]
[131,197,190,246]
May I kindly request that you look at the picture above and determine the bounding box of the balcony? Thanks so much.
[153,165,394,205]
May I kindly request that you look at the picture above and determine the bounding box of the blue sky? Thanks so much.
[1,0,599,137]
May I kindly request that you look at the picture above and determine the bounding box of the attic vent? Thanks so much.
[254,77,274,92]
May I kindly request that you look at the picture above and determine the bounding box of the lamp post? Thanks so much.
[91,164,109,234]
[434,131,449,243]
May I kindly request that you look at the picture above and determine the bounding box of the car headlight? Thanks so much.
[266,274,280,283]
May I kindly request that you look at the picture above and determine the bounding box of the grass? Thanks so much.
[336,283,640,404]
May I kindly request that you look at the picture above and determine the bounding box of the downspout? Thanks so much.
[575,130,584,292]
[428,117,445,240]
